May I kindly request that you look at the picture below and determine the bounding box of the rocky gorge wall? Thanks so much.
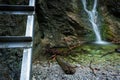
[33,0,120,61]
[35,0,120,44]
[99,0,120,42]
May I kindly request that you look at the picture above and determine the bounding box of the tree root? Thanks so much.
[101,48,120,58]
[89,60,96,76]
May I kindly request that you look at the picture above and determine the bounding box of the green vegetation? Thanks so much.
[101,23,109,40]
[85,30,96,41]
[64,44,120,66]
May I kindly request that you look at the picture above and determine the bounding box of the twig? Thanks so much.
[101,48,120,58]
[101,51,114,58]
[89,60,96,76]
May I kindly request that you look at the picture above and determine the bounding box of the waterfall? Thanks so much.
[81,0,108,44]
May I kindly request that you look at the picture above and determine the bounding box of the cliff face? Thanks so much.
[105,0,120,18]
[33,0,120,60]
[33,0,87,60]
[99,0,120,42]
[35,0,87,40]
[35,0,120,42]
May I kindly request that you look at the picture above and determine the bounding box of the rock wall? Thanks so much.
[33,0,89,61]
[35,0,87,41]
[99,0,120,42]
[105,0,120,18]
[33,0,120,61]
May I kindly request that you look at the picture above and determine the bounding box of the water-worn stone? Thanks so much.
[115,48,120,53]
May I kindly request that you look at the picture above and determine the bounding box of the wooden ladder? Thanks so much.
[0,0,35,80]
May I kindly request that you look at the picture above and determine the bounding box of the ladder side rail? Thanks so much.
[20,0,35,80]
[20,15,34,80]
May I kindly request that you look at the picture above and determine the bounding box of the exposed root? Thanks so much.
[89,60,96,76]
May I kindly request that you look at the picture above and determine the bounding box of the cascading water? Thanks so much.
[81,0,108,44]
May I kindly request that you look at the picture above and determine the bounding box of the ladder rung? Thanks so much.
[0,11,34,15]
[0,5,34,11]
[0,36,32,42]
[0,5,35,15]
[0,42,32,48]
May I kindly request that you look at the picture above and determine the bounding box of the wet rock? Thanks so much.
[105,0,120,18]
[35,0,87,41]
[115,48,120,53]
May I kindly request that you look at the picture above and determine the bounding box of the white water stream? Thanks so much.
[81,0,108,44]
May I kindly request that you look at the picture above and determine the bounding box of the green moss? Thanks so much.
[85,31,96,41]
[64,44,120,66]
[87,0,95,10]
[101,23,108,40]
[101,20,116,41]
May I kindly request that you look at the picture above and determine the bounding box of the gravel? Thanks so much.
[32,62,120,80]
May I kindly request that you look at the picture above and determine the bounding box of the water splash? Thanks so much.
[81,0,108,44]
